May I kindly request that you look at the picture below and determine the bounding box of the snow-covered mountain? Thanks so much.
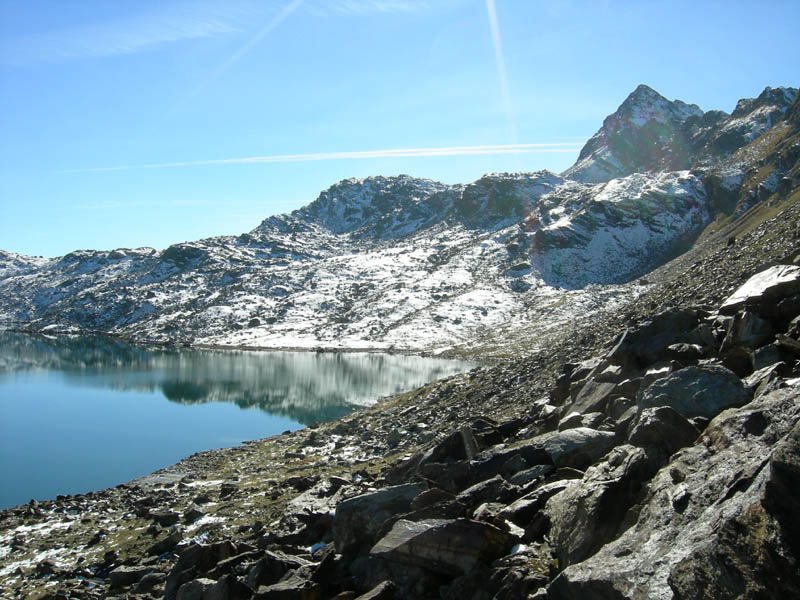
[2,85,798,356]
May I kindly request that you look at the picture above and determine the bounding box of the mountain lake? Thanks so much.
[0,332,476,510]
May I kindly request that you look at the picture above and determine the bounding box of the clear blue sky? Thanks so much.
[1,0,798,258]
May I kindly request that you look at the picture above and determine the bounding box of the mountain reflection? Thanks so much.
[0,332,476,424]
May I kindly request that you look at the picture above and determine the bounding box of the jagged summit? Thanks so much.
[293,174,452,237]
[618,84,704,125]
[562,85,704,183]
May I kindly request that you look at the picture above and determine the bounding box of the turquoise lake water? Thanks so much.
[0,333,475,509]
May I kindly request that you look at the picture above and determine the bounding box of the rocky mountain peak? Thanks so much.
[694,85,799,160]
[618,84,703,126]
[294,174,450,236]
[731,85,798,118]
[562,85,703,184]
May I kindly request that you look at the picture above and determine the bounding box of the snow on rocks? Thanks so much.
[0,170,705,355]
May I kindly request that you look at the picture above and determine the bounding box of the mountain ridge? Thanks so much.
[1,84,798,357]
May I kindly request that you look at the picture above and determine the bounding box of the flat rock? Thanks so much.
[720,264,800,314]
[370,518,516,576]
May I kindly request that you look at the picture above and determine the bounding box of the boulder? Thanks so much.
[247,551,313,589]
[638,364,752,419]
[537,428,617,471]
[419,427,479,467]
[109,564,152,589]
[498,481,572,528]
[557,412,605,432]
[370,518,516,576]
[627,406,700,457]
[745,363,787,399]
[564,380,618,416]
[253,570,322,600]
[176,578,216,600]
[146,527,182,556]
[354,580,397,600]
[544,444,656,567]
[333,483,425,554]
[507,464,555,487]
[546,388,800,599]
[606,308,703,368]
[751,342,784,371]
[454,475,519,511]
[720,310,774,352]
[719,264,800,314]
[150,510,181,527]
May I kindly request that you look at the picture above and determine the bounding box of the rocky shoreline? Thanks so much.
[2,199,800,599]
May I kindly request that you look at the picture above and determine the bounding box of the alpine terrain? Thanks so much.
[2,83,800,599]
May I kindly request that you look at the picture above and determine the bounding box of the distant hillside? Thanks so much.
[1,84,798,357]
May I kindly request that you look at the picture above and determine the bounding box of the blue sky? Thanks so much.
[1,0,798,258]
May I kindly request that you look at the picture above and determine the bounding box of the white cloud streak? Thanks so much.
[0,3,255,67]
[60,143,583,173]
[485,0,516,143]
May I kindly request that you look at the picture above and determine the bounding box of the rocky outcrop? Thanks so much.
[564,84,798,184]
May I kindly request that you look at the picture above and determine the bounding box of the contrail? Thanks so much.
[59,143,584,173]
[485,0,516,143]
[200,0,304,89]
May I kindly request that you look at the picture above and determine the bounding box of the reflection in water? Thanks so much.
[0,332,476,424]
[0,332,477,508]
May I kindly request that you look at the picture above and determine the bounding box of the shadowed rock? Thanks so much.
[370,518,516,576]
[333,484,425,554]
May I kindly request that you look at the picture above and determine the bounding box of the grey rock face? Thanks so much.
[638,364,752,419]
[548,388,800,600]
[333,483,425,554]
[544,444,655,567]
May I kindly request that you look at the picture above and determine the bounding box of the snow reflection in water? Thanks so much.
[0,332,475,508]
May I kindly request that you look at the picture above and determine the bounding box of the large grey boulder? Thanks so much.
[370,518,516,576]
[544,444,656,567]
[638,364,752,419]
[606,308,703,368]
[333,483,425,554]
[547,387,800,599]
[720,264,800,314]
[627,406,700,457]
[538,428,617,470]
